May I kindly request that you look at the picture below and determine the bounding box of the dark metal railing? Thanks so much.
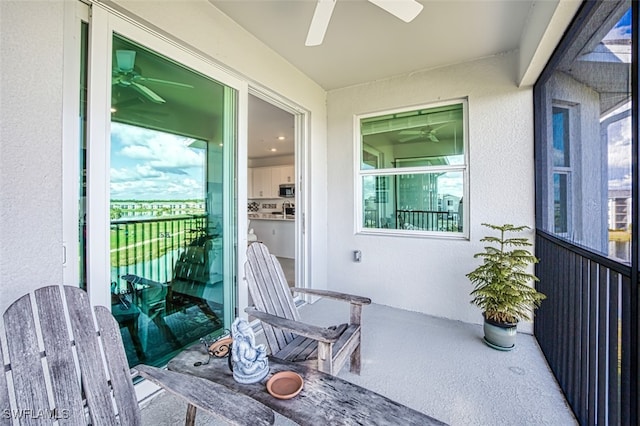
[110,214,207,290]
[535,231,636,425]
[396,210,460,232]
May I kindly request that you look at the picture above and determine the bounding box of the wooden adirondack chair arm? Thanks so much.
[136,364,274,426]
[291,288,371,305]
[245,307,341,343]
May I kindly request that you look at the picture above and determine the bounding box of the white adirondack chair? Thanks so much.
[245,242,371,376]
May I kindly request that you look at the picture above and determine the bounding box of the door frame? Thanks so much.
[63,1,248,312]
[237,86,310,314]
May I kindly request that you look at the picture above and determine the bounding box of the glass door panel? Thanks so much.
[108,33,236,367]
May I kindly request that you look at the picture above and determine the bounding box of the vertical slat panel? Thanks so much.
[3,294,54,426]
[559,245,568,392]
[597,266,608,425]
[566,250,576,409]
[94,307,141,426]
[620,273,633,424]
[63,286,119,425]
[579,256,590,425]
[607,272,620,425]
[34,286,86,425]
[588,260,598,426]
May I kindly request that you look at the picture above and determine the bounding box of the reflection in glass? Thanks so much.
[359,101,466,235]
[553,173,568,234]
[108,34,235,367]
[552,107,570,167]
[363,172,463,232]
[360,103,464,170]
[539,5,632,263]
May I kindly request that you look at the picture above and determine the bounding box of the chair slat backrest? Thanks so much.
[245,243,299,353]
[1,285,141,425]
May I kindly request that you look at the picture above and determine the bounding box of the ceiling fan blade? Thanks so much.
[398,129,423,135]
[138,76,194,89]
[130,82,166,104]
[367,0,423,23]
[399,134,421,143]
[305,0,337,46]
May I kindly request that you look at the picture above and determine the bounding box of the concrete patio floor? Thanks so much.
[139,299,576,425]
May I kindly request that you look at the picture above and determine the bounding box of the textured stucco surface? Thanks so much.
[0,1,65,313]
[326,53,537,331]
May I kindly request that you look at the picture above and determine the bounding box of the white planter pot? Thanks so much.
[483,316,517,351]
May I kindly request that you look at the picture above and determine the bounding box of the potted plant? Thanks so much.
[466,223,546,350]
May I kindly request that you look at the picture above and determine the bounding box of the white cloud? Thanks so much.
[607,116,632,191]
[110,122,206,200]
[603,25,631,41]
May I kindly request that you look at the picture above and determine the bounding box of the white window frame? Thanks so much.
[354,99,469,239]
[549,102,576,238]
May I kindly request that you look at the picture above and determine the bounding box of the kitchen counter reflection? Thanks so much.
[249,213,295,221]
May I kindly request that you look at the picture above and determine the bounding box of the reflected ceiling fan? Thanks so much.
[306,0,423,46]
[112,50,193,104]
[398,124,449,143]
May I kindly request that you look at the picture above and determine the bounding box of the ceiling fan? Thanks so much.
[306,0,423,46]
[398,124,448,143]
[112,50,193,104]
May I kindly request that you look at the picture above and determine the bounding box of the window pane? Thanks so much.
[361,103,464,170]
[553,173,568,234]
[552,107,570,167]
[362,172,463,232]
[109,34,235,368]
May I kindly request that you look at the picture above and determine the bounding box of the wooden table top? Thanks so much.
[168,345,446,425]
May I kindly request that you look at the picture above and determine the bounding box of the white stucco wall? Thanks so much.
[0,1,66,311]
[0,1,328,315]
[327,53,537,332]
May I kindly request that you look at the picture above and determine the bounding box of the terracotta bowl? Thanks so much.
[266,371,304,399]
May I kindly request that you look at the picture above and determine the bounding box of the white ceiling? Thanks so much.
[248,95,295,159]
[210,0,537,91]
[219,0,581,161]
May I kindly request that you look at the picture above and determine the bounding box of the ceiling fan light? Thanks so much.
[116,50,136,72]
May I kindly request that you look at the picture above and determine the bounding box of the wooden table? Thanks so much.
[168,345,446,425]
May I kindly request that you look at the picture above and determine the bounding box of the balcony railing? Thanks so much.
[535,231,636,425]
[396,210,460,231]
[110,214,208,289]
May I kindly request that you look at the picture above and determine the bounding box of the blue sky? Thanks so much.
[604,8,631,40]
[110,122,205,201]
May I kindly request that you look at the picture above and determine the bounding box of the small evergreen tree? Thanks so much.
[467,223,546,324]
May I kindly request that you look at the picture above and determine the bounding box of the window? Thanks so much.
[551,105,574,235]
[357,100,467,236]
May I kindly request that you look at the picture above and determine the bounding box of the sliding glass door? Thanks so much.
[77,5,244,368]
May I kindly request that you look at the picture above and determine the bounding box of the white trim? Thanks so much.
[62,1,89,287]
[83,3,247,311]
[244,86,312,301]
